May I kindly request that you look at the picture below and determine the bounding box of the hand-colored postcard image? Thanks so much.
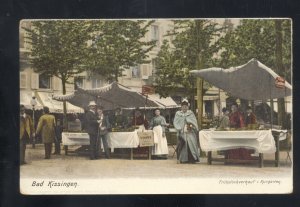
[19,18,292,194]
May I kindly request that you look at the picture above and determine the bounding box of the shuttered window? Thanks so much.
[20,72,27,88]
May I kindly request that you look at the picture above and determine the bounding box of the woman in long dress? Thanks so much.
[149,108,169,159]
[173,99,200,164]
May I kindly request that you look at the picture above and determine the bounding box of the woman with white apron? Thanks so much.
[149,108,169,159]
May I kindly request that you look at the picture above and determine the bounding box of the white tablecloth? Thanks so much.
[62,130,155,149]
[199,130,276,153]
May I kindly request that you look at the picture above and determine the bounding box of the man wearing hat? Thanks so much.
[244,106,257,127]
[173,99,200,164]
[36,106,56,159]
[20,105,34,165]
[85,101,100,160]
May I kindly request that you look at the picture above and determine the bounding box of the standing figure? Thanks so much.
[53,118,63,155]
[132,109,149,129]
[85,101,100,160]
[149,108,169,159]
[20,105,34,165]
[218,107,230,130]
[97,106,111,159]
[244,106,257,127]
[173,99,200,164]
[36,107,56,159]
[229,103,244,129]
[112,107,128,128]
[226,103,253,160]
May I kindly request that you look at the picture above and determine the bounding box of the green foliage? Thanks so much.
[154,20,223,97]
[218,19,291,82]
[24,20,97,88]
[87,20,156,82]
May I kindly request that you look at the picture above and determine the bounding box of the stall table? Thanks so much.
[199,129,282,167]
[62,130,154,159]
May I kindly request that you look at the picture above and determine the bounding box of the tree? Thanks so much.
[154,20,224,127]
[87,20,156,82]
[24,20,96,127]
[154,40,192,97]
[219,19,291,125]
[219,19,291,80]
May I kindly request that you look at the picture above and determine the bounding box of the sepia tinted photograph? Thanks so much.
[19,18,292,194]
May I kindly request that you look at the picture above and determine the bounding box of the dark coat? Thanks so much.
[98,114,111,135]
[36,114,56,143]
[85,110,99,135]
[245,113,257,126]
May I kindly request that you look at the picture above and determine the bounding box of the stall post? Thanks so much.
[30,96,37,149]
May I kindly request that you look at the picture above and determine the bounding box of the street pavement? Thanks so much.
[20,144,292,179]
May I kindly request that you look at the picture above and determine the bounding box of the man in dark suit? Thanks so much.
[20,105,34,165]
[97,106,111,159]
[85,101,100,160]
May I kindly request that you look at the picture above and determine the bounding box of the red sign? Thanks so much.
[275,76,285,89]
[142,85,155,95]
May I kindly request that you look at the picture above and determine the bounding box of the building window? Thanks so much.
[92,78,101,88]
[151,59,158,76]
[74,76,85,90]
[151,25,160,46]
[20,72,27,88]
[132,65,140,78]
[39,74,51,89]
[141,65,149,79]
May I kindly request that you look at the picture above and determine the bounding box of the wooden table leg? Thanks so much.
[130,148,133,160]
[259,153,264,168]
[207,151,212,165]
[275,137,280,167]
[64,145,68,155]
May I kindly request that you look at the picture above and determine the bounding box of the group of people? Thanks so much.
[20,98,257,165]
[20,105,57,164]
[218,103,257,160]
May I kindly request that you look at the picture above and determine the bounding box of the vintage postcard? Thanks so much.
[19,18,292,194]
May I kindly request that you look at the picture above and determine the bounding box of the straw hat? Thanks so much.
[88,101,97,107]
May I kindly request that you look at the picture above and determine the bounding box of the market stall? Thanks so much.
[53,82,161,159]
[52,81,159,110]
[199,129,288,167]
[62,129,156,159]
[190,59,292,166]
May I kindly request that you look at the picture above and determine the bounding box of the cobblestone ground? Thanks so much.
[20,144,292,179]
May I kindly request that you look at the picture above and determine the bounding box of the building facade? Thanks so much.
[20,20,176,112]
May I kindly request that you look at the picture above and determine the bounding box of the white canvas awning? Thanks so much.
[37,92,84,113]
[20,90,43,110]
[147,94,179,108]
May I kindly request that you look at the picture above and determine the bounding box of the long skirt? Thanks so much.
[152,126,169,156]
[178,131,199,163]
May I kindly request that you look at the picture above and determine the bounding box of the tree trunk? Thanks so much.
[195,20,204,129]
[275,20,286,127]
[62,78,68,130]
[196,78,203,129]
[114,67,119,82]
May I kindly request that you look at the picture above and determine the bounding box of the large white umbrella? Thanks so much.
[190,59,292,101]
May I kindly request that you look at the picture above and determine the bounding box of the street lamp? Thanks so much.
[30,95,37,149]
